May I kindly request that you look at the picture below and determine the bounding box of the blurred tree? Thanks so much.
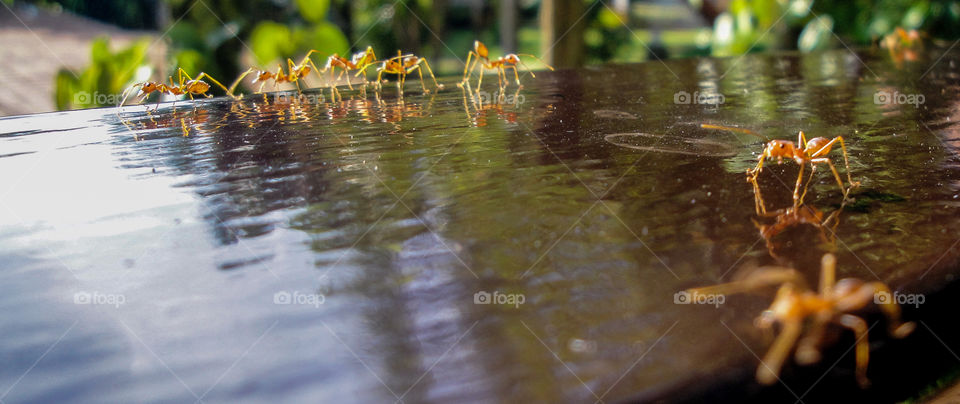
[540,0,586,68]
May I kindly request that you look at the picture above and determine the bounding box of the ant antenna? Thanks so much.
[701,123,770,141]
[117,83,143,115]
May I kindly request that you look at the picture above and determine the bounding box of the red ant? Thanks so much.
[229,50,324,95]
[118,68,233,112]
[701,124,859,215]
[460,41,554,89]
[373,50,443,94]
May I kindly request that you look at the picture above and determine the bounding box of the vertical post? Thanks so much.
[539,0,586,68]
[499,0,518,54]
[431,0,449,61]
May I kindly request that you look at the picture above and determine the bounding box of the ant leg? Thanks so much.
[406,64,428,94]
[516,53,556,71]
[197,73,234,99]
[177,68,190,87]
[795,311,832,365]
[419,58,442,90]
[812,158,849,203]
[819,252,836,296]
[229,68,254,96]
[798,163,817,205]
[750,175,767,215]
[338,69,354,90]
[792,162,806,209]
[810,136,859,191]
[835,314,871,388]
[462,51,474,84]
[476,66,485,91]
[376,69,386,92]
[833,282,916,338]
[747,156,765,183]
[507,65,521,87]
[757,318,803,385]
[685,267,802,296]
[797,131,808,149]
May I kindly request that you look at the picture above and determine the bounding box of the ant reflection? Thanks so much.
[121,107,227,140]
[460,82,523,127]
[753,203,841,261]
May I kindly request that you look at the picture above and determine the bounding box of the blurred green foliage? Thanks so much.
[708,0,960,56]
[54,37,151,110]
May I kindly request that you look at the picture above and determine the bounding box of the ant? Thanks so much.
[118,68,234,112]
[229,50,324,96]
[748,131,859,215]
[323,46,380,91]
[373,50,443,95]
[460,40,554,89]
[701,124,859,215]
[686,253,915,388]
[880,27,925,66]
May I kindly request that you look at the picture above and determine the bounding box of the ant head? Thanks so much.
[764,140,796,159]
[503,54,521,65]
[403,56,420,67]
[140,82,158,93]
[296,65,312,76]
[475,41,489,58]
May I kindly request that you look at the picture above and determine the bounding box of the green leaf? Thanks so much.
[54,69,79,110]
[90,38,111,64]
[296,0,330,23]
[174,49,207,77]
[298,22,349,56]
[250,21,295,65]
